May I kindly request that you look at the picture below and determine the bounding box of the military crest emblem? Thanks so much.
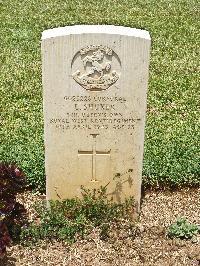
[72,45,120,91]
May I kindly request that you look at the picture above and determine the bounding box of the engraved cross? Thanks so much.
[78,134,111,182]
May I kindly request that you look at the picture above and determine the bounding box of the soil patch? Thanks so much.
[1,188,200,266]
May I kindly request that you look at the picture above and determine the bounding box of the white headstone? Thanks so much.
[42,25,151,208]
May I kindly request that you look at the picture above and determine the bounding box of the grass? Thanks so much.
[0,0,199,190]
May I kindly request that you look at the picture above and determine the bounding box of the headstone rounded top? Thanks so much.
[42,25,151,40]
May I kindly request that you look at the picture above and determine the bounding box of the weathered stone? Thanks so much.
[42,25,151,208]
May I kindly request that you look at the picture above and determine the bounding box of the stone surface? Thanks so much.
[42,25,151,207]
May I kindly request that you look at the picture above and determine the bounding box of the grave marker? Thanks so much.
[42,25,151,208]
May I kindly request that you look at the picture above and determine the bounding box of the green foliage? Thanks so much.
[1,0,199,190]
[21,186,136,244]
[167,217,200,240]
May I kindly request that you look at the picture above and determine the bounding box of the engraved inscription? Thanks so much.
[78,134,111,182]
[72,45,121,91]
[49,95,141,131]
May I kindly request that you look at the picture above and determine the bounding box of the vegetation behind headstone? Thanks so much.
[0,0,199,190]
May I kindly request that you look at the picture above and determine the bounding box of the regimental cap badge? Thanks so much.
[72,45,121,91]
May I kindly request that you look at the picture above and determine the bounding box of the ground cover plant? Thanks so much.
[167,217,200,240]
[0,0,199,190]
[0,163,26,257]
[21,186,136,244]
